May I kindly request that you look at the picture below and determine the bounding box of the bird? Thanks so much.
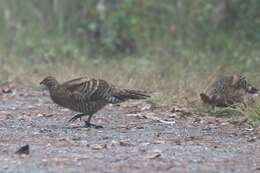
[40,76,150,128]
[200,74,258,108]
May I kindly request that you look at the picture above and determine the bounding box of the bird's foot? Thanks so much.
[68,114,84,123]
[84,121,103,129]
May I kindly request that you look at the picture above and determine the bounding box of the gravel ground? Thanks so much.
[0,87,260,173]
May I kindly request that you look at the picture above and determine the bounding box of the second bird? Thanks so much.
[40,76,150,128]
[200,74,258,108]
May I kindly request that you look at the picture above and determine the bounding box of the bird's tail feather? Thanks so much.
[108,89,150,103]
[120,89,150,100]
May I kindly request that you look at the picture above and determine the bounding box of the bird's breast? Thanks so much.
[49,90,69,108]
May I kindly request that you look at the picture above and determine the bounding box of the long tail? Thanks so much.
[119,89,150,100]
[107,89,150,103]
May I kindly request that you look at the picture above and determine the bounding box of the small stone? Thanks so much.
[15,144,29,155]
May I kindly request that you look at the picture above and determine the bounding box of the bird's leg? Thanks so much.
[84,114,103,129]
[68,113,85,123]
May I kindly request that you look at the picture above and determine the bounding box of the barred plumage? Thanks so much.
[40,76,150,128]
[200,74,258,108]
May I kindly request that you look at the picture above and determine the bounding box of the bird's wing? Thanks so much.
[62,77,150,103]
[61,77,111,101]
[210,79,225,96]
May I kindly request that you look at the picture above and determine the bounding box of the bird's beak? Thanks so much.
[39,81,47,91]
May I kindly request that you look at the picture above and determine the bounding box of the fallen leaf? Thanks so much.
[91,144,107,150]
[153,140,166,144]
[144,149,162,159]
[247,137,257,143]
[119,140,131,146]
[228,117,248,126]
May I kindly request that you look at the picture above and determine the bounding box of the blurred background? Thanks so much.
[0,0,260,104]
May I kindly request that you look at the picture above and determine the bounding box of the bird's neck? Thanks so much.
[48,85,58,95]
[48,85,61,104]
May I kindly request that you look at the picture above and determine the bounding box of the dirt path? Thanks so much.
[0,88,260,173]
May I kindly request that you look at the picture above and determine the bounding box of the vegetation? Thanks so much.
[0,0,260,121]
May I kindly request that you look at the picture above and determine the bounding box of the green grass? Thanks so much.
[1,40,260,124]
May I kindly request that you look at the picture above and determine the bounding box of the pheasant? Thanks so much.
[40,76,150,128]
[200,74,258,108]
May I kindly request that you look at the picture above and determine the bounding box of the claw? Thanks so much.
[68,114,84,123]
[84,121,103,129]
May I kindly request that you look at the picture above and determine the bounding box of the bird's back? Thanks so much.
[201,75,258,107]
[61,77,111,100]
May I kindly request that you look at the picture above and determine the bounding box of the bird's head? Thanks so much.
[40,76,59,89]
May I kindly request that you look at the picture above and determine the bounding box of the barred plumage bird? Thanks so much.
[200,74,258,108]
[40,76,150,128]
